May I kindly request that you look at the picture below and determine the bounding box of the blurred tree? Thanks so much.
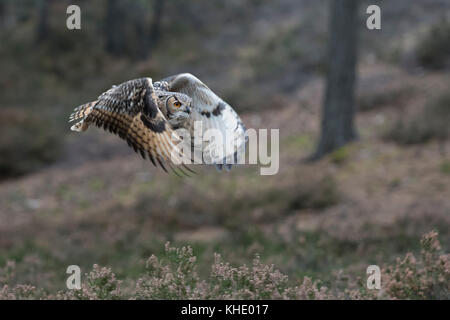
[132,1,150,59]
[148,0,165,54]
[36,0,50,43]
[105,0,124,55]
[134,0,165,59]
[311,0,359,160]
[131,0,165,60]
[0,2,4,27]
[105,0,165,59]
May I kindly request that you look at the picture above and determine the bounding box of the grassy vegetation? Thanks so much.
[440,161,450,175]
[1,231,447,299]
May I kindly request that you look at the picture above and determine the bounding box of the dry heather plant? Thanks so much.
[0,232,448,300]
[57,264,123,300]
[133,243,328,300]
[381,231,449,300]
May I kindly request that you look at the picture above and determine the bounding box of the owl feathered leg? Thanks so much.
[70,121,89,132]
[69,101,97,132]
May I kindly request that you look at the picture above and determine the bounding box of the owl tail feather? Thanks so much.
[69,101,96,132]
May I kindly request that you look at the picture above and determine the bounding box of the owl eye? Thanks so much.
[174,101,181,108]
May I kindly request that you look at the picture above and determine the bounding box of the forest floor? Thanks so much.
[0,62,449,295]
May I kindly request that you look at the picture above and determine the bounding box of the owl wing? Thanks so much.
[156,73,247,170]
[69,78,191,175]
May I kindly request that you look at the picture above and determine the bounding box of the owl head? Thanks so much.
[156,91,192,127]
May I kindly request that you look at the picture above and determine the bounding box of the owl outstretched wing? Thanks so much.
[156,73,247,170]
[69,78,191,175]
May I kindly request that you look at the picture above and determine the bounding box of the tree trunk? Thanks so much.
[130,1,148,60]
[36,0,50,43]
[0,2,4,28]
[105,0,123,55]
[148,0,165,54]
[311,0,359,160]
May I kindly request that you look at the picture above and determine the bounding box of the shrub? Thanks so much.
[0,261,38,300]
[57,265,122,300]
[440,161,450,175]
[416,19,450,70]
[0,232,448,300]
[288,175,339,210]
[356,86,413,112]
[134,243,330,300]
[57,233,450,300]
[384,90,450,145]
[134,244,201,299]
[382,231,450,299]
[0,108,62,180]
[0,284,37,300]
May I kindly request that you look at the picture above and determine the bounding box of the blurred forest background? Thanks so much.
[0,0,449,298]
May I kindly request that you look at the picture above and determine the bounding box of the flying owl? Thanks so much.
[69,73,247,175]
